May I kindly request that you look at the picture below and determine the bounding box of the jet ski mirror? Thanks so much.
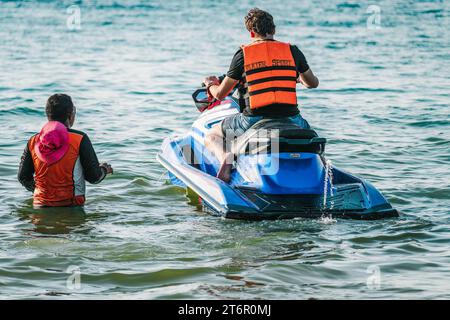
[192,88,209,112]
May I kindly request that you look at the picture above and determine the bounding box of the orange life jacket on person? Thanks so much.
[242,40,298,110]
[29,131,86,207]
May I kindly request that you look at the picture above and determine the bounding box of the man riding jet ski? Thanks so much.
[203,8,319,183]
[157,9,398,220]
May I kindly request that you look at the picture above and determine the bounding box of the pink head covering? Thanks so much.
[34,121,69,165]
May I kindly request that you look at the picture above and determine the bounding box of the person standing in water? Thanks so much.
[203,8,319,182]
[18,94,113,207]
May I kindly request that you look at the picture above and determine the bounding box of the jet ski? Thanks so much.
[157,84,398,220]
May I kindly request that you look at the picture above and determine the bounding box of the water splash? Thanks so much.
[319,215,337,224]
[322,158,335,216]
[327,160,334,209]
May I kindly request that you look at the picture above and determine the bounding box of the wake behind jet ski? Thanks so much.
[157,86,398,220]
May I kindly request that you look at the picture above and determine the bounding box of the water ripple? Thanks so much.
[0,0,449,300]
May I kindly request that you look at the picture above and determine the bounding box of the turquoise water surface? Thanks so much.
[0,0,449,299]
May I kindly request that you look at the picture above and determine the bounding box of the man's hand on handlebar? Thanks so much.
[203,76,220,88]
[203,76,221,100]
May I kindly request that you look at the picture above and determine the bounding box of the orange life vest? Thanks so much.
[29,131,86,207]
[242,40,298,110]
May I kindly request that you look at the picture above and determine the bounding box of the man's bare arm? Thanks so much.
[205,76,239,101]
[298,69,319,89]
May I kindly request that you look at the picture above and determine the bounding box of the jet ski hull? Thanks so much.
[157,97,398,220]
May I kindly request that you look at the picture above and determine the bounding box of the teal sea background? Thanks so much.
[0,0,449,299]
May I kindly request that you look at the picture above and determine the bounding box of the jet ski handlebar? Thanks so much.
[193,75,226,112]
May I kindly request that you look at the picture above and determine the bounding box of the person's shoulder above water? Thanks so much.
[67,128,91,147]
[68,128,87,137]
[67,128,97,160]
[27,132,39,143]
[68,128,109,183]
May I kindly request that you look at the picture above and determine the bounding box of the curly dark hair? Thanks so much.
[244,8,276,37]
[45,93,74,123]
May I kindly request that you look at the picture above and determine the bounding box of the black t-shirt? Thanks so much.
[227,42,310,117]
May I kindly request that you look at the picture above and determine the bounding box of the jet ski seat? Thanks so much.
[231,118,326,155]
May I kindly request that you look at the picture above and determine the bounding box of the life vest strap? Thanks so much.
[249,87,297,97]
[247,76,297,86]
[245,65,296,76]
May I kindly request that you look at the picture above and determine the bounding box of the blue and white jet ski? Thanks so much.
[157,86,398,220]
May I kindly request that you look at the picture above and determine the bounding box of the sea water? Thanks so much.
[0,0,449,299]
